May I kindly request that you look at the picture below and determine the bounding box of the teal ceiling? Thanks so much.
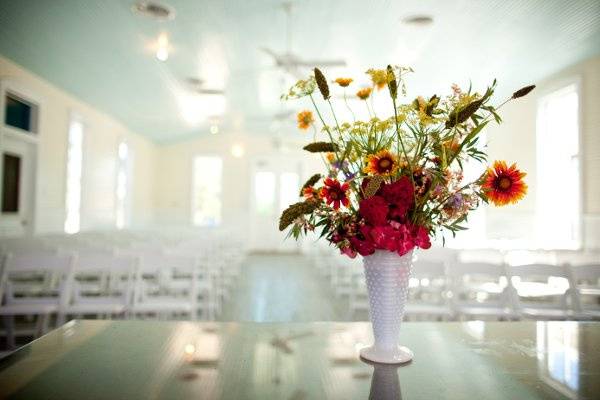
[1,0,599,143]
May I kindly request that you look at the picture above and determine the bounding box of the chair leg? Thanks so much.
[41,314,51,335]
[3,316,16,349]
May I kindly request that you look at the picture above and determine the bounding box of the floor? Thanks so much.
[219,254,355,322]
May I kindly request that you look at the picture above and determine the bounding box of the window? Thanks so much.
[1,153,21,213]
[278,172,299,214]
[4,91,38,134]
[254,171,275,215]
[115,141,132,229]
[64,118,84,233]
[536,83,581,249]
[192,156,222,226]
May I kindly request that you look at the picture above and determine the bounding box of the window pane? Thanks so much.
[115,141,130,229]
[5,93,31,132]
[1,153,21,213]
[536,84,580,248]
[64,119,83,233]
[193,156,222,226]
[279,172,299,214]
[254,171,275,216]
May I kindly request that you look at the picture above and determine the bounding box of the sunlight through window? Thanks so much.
[192,156,223,226]
[64,117,83,234]
[536,84,581,249]
[116,141,131,229]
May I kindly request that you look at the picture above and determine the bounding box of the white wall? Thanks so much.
[0,55,157,234]
[155,133,321,234]
[485,55,600,249]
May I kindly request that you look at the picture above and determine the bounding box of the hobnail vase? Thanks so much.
[360,249,414,364]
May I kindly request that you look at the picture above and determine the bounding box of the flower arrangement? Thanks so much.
[279,66,534,258]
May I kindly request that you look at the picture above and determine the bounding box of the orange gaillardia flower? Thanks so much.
[334,78,353,87]
[364,150,400,176]
[297,110,315,130]
[483,161,527,206]
[356,87,372,100]
[325,152,336,163]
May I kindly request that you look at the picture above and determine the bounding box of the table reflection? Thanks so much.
[362,359,403,400]
[536,322,580,399]
[1,321,599,400]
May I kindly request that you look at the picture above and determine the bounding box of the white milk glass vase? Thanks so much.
[359,249,414,364]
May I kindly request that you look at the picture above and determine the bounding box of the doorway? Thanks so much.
[0,134,36,236]
[250,155,302,253]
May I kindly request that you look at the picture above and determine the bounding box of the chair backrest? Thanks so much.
[69,253,137,305]
[447,262,510,307]
[135,254,198,301]
[0,253,75,304]
[569,264,600,283]
[447,262,506,279]
[413,260,446,278]
[509,263,570,279]
[3,253,76,273]
[508,264,574,311]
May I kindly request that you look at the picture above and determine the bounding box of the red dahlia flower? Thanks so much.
[320,178,350,210]
[380,176,414,217]
[359,195,388,226]
[412,225,431,250]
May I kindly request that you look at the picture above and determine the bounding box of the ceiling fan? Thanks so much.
[260,2,346,79]
[185,77,224,95]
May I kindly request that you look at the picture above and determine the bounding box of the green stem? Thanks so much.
[391,96,418,222]
[364,100,373,118]
[343,91,356,122]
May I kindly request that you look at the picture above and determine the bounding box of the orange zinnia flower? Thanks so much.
[356,87,372,100]
[482,161,527,206]
[320,178,350,210]
[334,77,353,87]
[302,186,320,200]
[363,150,399,176]
[297,110,314,130]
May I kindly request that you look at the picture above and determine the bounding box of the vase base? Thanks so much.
[359,345,413,364]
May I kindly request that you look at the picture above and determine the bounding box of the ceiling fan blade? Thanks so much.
[259,47,281,60]
[297,59,347,67]
[197,89,225,95]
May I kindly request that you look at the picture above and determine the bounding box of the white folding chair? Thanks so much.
[448,262,517,320]
[0,253,75,348]
[405,260,453,320]
[59,253,137,323]
[130,254,198,320]
[568,263,600,320]
[508,264,576,320]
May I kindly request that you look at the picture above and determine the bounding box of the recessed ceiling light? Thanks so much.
[401,15,434,27]
[132,1,175,21]
[231,144,245,158]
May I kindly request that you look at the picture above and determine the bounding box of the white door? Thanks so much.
[250,155,302,252]
[0,135,36,236]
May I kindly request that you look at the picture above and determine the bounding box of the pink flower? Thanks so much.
[412,225,431,250]
[359,195,388,226]
[340,246,357,258]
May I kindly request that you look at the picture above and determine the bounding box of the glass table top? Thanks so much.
[0,320,598,399]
